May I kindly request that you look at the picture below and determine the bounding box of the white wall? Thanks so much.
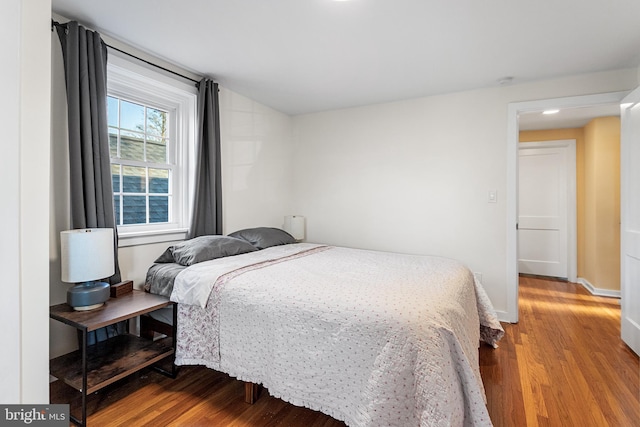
[220,88,295,233]
[0,0,23,403]
[0,0,52,403]
[291,68,638,318]
[49,34,294,357]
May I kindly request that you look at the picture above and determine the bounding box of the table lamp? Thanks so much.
[61,228,114,311]
[283,215,305,241]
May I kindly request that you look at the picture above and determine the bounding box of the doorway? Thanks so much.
[505,91,628,323]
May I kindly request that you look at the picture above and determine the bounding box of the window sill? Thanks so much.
[117,228,188,247]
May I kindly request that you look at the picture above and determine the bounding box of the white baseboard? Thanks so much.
[577,278,621,299]
[495,310,512,323]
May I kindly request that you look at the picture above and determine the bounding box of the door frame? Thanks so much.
[620,88,640,355]
[506,91,629,323]
[518,140,577,282]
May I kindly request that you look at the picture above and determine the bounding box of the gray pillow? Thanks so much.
[228,227,296,250]
[154,247,175,263]
[155,235,257,266]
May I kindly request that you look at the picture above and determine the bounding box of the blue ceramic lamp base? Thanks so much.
[67,281,110,311]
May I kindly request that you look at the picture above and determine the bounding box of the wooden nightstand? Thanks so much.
[50,290,177,427]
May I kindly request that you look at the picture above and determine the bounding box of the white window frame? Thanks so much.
[107,54,197,247]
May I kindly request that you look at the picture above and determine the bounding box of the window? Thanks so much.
[109,96,172,226]
[107,54,197,246]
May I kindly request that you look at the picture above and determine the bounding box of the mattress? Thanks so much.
[165,243,503,427]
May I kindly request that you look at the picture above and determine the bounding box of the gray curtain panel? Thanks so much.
[56,21,122,284]
[188,79,223,238]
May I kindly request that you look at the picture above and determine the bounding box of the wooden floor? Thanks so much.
[51,276,639,426]
[480,276,639,427]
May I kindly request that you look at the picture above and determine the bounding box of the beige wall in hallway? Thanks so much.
[583,117,621,290]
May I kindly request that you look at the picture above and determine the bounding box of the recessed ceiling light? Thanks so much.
[543,109,560,115]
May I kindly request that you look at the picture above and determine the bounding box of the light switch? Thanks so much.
[488,190,497,203]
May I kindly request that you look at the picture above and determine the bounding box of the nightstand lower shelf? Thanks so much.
[50,334,174,394]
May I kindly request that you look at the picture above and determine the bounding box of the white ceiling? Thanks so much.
[51,0,640,117]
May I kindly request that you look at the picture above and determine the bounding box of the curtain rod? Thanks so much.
[106,44,200,84]
[52,20,201,85]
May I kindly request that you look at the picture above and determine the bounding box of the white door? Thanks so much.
[518,141,575,279]
[621,88,640,356]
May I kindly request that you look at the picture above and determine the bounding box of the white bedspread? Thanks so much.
[172,244,503,427]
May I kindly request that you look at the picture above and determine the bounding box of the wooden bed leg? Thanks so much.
[244,382,259,404]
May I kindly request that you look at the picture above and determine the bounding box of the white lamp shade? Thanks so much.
[283,215,305,240]
[61,228,115,283]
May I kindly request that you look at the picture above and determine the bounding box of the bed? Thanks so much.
[144,228,504,427]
